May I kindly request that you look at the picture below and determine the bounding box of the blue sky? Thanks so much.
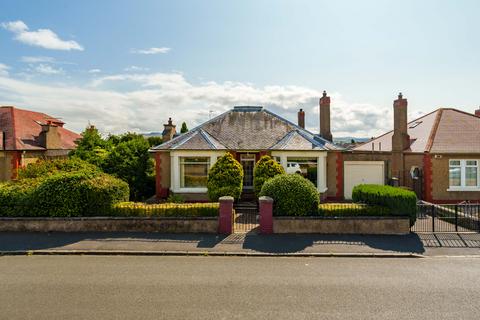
[0,0,479,137]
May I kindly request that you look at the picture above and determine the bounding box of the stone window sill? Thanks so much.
[447,187,480,192]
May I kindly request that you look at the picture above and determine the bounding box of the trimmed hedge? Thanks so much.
[259,174,319,216]
[253,155,285,196]
[318,203,390,217]
[352,184,417,225]
[113,202,219,217]
[0,172,129,217]
[18,158,99,179]
[207,153,243,201]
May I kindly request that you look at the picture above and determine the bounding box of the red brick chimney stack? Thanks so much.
[319,90,332,142]
[475,107,480,117]
[391,92,410,186]
[298,108,305,129]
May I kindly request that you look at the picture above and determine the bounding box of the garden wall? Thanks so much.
[0,217,218,233]
[272,216,410,234]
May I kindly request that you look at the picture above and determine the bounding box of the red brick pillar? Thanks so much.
[259,196,273,234]
[218,196,233,234]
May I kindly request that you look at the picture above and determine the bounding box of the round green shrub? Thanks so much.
[207,153,243,201]
[28,171,129,217]
[253,155,285,196]
[259,174,319,216]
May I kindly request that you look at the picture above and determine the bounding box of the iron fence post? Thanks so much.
[432,205,435,233]
[455,204,458,232]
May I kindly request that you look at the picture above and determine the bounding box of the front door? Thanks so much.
[240,154,256,190]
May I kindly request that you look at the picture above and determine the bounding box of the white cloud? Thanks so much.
[0,63,10,76]
[1,20,83,51]
[34,64,63,75]
[131,47,170,55]
[88,69,102,74]
[21,56,55,63]
[0,71,392,137]
[124,65,149,72]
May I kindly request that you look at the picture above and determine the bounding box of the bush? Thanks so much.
[28,172,129,217]
[253,155,285,196]
[0,172,129,217]
[207,153,243,201]
[352,184,417,225]
[166,194,185,203]
[113,202,219,217]
[0,179,42,216]
[18,158,99,179]
[259,174,319,216]
[318,203,390,217]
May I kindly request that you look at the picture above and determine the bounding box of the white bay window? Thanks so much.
[448,159,480,191]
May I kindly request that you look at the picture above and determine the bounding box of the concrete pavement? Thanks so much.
[1,231,480,257]
[1,255,480,319]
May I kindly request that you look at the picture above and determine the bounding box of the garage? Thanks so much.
[344,161,385,199]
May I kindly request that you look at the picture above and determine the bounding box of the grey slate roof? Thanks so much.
[151,106,341,151]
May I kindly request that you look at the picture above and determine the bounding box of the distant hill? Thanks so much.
[142,132,163,138]
[333,136,370,144]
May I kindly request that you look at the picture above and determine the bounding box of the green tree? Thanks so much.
[147,136,163,147]
[207,153,243,201]
[180,122,189,133]
[69,126,109,166]
[253,155,285,196]
[102,135,155,201]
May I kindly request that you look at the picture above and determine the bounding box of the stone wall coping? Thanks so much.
[0,216,218,221]
[258,196,273,202]
[219,196,234,202]
[274,216,409,220]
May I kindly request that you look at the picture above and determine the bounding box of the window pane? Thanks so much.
[466,160,477,166]
[450,160,461,166]
[180,157,209,188]
[287,157,318,186]
[449,166,461,187]
[466,167,478,187]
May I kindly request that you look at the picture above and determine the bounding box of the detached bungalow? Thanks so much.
[151,95,340,201]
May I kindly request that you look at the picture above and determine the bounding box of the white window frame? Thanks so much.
[179,157,210,189]
[447,159,480,191]
[171,151,225,193]
[270,151,327,193]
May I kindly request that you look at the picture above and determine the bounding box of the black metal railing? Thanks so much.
[412,202,480,233]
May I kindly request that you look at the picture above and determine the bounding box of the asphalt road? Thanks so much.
[1,256,480,319]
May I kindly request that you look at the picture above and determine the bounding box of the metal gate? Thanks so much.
[233,201,259,233]
[411,202,480,233]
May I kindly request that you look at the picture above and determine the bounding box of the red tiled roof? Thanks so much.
[0,106,81,151]
[353,108,480,154]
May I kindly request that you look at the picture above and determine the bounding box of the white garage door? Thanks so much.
[344,161,385,199]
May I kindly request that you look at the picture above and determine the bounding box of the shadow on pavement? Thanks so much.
[0,232,227,252]
[242,233,427,254]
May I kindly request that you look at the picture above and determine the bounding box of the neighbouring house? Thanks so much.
[0,106,81,181]
[150,94,341,201]
[334,94,480,203]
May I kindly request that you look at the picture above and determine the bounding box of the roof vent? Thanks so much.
[233,106,263,112]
